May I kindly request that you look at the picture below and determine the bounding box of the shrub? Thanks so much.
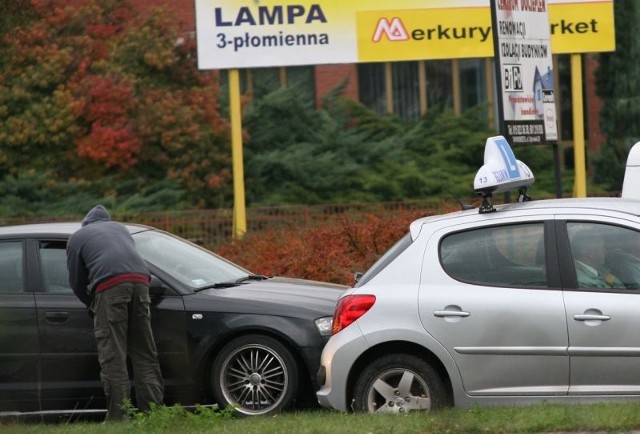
[216,209,429,285]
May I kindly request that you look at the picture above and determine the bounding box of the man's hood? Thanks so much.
[81,205,111,227]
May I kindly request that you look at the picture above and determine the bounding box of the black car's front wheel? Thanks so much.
[211,334,298,416]
[352,353,448,414]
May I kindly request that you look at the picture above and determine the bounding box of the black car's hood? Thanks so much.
[186,276,347,318]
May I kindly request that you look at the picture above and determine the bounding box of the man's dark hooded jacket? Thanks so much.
[67,205,150,306]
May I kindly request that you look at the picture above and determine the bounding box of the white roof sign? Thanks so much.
[474,135,535,194]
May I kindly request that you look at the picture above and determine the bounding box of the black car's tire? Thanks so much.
[352,353,448,414]
[211,334,298,416]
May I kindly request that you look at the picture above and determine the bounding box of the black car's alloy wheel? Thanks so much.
[352,353,448,414]
[211,334,298,416]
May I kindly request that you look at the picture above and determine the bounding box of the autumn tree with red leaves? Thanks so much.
[0,0,231,210]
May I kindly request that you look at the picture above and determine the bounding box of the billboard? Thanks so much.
[195,0,614,70]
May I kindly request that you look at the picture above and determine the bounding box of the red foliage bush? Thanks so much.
[216,209,427,286]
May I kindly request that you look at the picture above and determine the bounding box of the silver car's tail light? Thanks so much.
[331,295,376,335]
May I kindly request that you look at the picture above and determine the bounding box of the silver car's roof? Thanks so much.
[493,197,640,216]
[490,197,640,217]
[411,197,640,236]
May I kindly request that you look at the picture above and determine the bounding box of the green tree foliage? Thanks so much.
[0,171,188,218]
[0,0,231,213]
[242,85,560,206]
[594,0,640,190]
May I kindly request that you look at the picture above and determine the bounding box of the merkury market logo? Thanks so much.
[213,4,329,52]
[372,17,490,43]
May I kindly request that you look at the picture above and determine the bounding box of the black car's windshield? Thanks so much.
[133,230,249,290]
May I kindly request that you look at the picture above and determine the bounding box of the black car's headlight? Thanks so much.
[314,316,333,337]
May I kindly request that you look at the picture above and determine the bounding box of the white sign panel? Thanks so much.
[492,0,558,144]
[194,2,357,69]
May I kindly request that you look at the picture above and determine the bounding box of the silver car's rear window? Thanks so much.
[355,232,413,287]
[440,223,547,288]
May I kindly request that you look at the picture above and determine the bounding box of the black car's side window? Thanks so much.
[567,222,640,290]
[39,241,72,294]
[440,223,547,288]
[0,241,24,293]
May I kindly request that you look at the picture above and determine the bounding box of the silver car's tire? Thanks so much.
[353,353,447,414]
[211,334,298,416]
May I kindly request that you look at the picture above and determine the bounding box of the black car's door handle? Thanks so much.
[45,312,69,323]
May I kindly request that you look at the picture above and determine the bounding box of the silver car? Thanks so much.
[317,136,640,414]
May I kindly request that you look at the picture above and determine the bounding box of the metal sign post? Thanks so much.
[229,69,246,239]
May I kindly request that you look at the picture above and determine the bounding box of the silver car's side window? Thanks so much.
[0,242,24,293]
[39,241,72,294]
[567,222,640,290]
[440,223,547,287]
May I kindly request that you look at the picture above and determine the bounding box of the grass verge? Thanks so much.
[2,401,640,433]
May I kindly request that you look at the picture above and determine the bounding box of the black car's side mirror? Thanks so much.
[149,275,168,296]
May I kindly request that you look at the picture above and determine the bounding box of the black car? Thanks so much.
[0,222,346,417]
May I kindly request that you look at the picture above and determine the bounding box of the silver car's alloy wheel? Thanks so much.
[365,368,431,414]
[353,353,448,414]
[212,334,298,416]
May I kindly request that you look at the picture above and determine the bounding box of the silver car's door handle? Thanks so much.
[573,314,611,321]
[434,310,470,318]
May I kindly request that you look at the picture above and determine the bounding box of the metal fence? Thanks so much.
[10,192,609,247]
[0,200,457,247]
[120,200,457,247]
